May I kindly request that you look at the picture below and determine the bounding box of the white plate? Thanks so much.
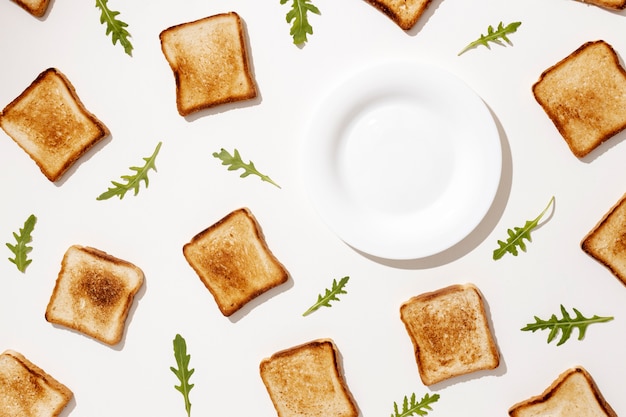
[301,61,502,260]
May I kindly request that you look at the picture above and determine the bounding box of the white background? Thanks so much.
[1,0,626,416]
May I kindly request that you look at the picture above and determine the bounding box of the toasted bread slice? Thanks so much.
[0,349,73,417]
[10,0,51,17]
[581,193,626,286]
[259,339,358,417]
[45,245,144,346]
[532,40,626,158]
[400,283,499,386]
[575,0,626,9]
[159,12,257,116]
[183,208,288,316]
[363,0,434,30]
[509,366,617,416]
[0,68,110,182]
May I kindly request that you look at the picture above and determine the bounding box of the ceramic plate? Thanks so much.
[301,61,502,260]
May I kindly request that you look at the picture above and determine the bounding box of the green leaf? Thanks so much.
[171,334,195,417]
[493,196,555,260]
[95,0,133,56]
[280,0,321,45]
[97,141,162,200]
[391,392,440,417]
[521,305,613,346]
[303,276,349,316]
[458,21,522,56]
[6,214,37,273]
[212,148,281,188]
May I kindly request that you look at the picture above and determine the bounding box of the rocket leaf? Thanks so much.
[6,214,37,273]
[280,0,320,45]
[213,148,280,188]
[391,392,440,417]
[458,21,522,56]
[303,276,349,316]
[521,305,613,346]
[171,334,195,417]
[95,0,133,56]
[97,141,162,200]
[493,196,555,260]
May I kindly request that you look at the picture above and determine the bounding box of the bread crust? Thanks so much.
[363,0,434,30]
[576,0,626,9]
[183,208,288,316]
[508,367,617,416]
[45,245,144,345]
[532,40,626,158]
[259,339,358,417]
[0,350,73,417]
[581,193,626,286]
[0,68,110,182]
[10,0,51,17]
[400,283,499,386]
[159,12,258,116]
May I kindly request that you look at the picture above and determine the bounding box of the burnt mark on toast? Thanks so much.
[74,268,126,309]
[418,303,479,362]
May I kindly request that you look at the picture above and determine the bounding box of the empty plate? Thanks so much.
[301,60,502,260]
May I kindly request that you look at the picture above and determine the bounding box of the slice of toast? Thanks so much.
[575,0,626,9]
[400,283,499,386]
[10,0,51,17]
[259,339,358,417]
[159,12,258,116]
[363,0,434,30]
[183,208,288,316]
[532,40,626,158]
[45,245,144,346]
[508,366,617,416]
[0,349,73,417]
[581,193,626,286]
[0,68,110,182]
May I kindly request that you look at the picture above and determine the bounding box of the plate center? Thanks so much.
[339,97,455,215]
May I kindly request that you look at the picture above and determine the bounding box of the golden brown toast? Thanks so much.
[10,0,51,17]
[45,245,144,346]
[363,0,434,30]
[508,366,617,416]
[259,339,358,417]
[532,40,626,158]
[575,0,626,9]
[0,68,110,182]
[0,349,73,417]
[183,208,288,317]
[159,12,258,116]
[581,193,626,286]
[400,283,499,386]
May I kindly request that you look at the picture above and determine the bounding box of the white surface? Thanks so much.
[1,1,626,416]
[302,61,501,259]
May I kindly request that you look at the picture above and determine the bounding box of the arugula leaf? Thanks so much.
[212,148,280,188]
[6,214,37,273]
[458,21,522,56]
[391,392,440,417]
[303,276,349,316]
[171,334,195,417]
[493,196,555,260]
[280,0,321,45]
[521,305,613,346]
[95,0,133,56]
[97,141,162,200]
